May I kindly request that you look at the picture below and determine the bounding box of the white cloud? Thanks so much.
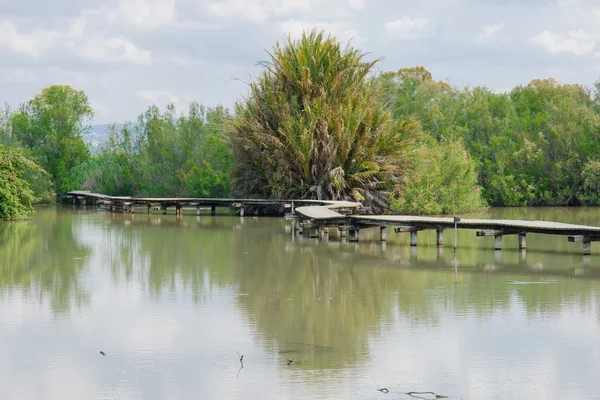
[116,0,177,29]
[78,37,152,65]
[384,17,432,40]
[530,29,596,56]
[207,0,311,23]
[347,0,364,10]
[476,22,504,43]
[137,90,180,107]
[0,20,59,56]
[278,19,362,44]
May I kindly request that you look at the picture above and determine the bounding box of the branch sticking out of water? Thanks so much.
[406,392,448,399]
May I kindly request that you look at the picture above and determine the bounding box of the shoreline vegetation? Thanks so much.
[2,30,600,220]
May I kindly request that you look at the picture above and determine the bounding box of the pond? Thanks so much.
[1,206,599,399]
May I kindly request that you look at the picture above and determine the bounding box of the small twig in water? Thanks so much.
[236,351,244,366]
[406,392,448,399]
[377,388,389,393]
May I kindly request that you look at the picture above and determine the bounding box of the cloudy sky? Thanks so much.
[1,0,599,124]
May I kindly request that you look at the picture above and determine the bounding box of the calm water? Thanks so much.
[1,206,600,399]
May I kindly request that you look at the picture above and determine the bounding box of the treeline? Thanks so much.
[381,67,600,207]
[1,31,600,220]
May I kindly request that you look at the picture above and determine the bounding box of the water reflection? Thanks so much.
[0,207,91,313]
[1,206,600,399]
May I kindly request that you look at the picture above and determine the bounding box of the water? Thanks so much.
[1,206,600,399]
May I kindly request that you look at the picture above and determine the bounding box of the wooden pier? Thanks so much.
[65,191,361,217]
[66,191,600,254]
[295,206,600,255]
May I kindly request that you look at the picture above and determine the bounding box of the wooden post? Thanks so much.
[176,205,182,216]
[240,206,245,217]
[518,233,526,250]
[211,205,216,216]
[410,231,417,247]
[584,240,591,256]
[131,205,135,214]
[196,206,200,216]
[310,227,320,238]
[494,234,502,250]
[436,230,444,246]
[349,228,360,242]
[147,204,151,214]
[380,226,387,242]
[162,207,167,215]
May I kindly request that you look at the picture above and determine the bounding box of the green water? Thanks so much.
[1,206,600,399]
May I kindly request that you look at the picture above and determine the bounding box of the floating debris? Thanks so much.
[377,388,389,393]
[99,351,106,356]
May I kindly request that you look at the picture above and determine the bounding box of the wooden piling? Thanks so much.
[211,205,216,216]
[494,234,502,250]
[380,226,387,242]
[410,231,417,247]
[518,233,526,250]
[436,229,444,246]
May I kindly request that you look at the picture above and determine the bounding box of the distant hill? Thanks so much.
[84,124,124,150]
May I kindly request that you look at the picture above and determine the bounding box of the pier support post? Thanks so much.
[310,228,320,238]
[176,205,182,216]
[584,240,591,256]
[196,206,200,216]
[436,230,444,247]
[494,234,502,250]
[518,233,526,250]
[410,231,418,247]
[147,204,151,214]
[240,207,245,217]
[162,207,167,215]
[349,228,360,242]
[211,205,216,216]
[380,226,387,242]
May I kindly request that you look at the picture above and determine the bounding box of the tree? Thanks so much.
[391,139,486,215]
[230,31,419,212]
[0,145,45,220]
[11,85,93,196]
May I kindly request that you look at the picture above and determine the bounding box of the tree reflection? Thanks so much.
[0,207,91,314]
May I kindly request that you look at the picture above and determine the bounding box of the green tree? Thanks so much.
[0,145,45,220]
[11,85,93,196]
[391,139,486,215]
[76,103,232,198]
[230,31,419,212]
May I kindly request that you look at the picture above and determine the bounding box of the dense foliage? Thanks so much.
[11,85,92,197]
[74,103,232,197]
[2,32,600,216]
[230,31,419,212]
[382,68,600,207]
[0,146,44,220]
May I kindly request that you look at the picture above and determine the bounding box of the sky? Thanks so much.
[1,0,599,124]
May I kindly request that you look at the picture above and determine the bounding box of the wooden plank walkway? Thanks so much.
[67,191,600,254]
[66,191,361,216]
[294,205,600,254]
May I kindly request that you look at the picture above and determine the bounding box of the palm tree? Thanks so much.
[230,30,419,212]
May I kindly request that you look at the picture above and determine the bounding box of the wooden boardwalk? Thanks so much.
[295,206,600,255]
[67,191,600,254]
[66,191,361,216]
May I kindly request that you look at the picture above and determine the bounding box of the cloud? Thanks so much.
[347,0,364,10]
[476,22,504,43]
[530,29,597,56]
[0,20,59,56]
[137,90,180,107]
[207,0,311,23]
[78,37,152,65]
[111,0,177,29]
[384,17,432,40]
[278,19,362,44]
